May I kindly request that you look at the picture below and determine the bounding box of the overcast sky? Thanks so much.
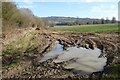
[13,0,119,19]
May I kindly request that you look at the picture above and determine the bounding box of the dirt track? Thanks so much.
[2,30,120,79]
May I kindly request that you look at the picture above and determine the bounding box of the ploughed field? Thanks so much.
[2,26,120,79]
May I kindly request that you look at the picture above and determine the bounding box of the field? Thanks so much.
[2,2,120,79]
[2,25,120,79]
[51,24,118,32]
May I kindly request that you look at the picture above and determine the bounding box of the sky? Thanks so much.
[11,0,119,19]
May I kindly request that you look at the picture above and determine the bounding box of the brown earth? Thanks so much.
[2,29,120,79]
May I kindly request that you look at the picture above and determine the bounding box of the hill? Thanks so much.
[42,16,117,26]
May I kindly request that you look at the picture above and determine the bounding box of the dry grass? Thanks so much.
[2,27,41,55]
[3,26,33,44]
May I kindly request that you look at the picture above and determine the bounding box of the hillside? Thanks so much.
[42,16,115,25]
[2,2,49,43]
[2,2,48,32]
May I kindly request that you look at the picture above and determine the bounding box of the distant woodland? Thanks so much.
[43,16,117,26]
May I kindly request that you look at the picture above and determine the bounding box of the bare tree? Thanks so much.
[111,17,116,23]
[105,17,110,24]
[101,18,105,24]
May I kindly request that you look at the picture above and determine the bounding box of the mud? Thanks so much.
[2,30,120,79]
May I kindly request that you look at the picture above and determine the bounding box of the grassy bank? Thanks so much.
[2,29,42,67]
[51,24,118,32]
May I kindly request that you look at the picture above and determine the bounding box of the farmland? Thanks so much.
[51,24,118,32]
[2,2,120,79]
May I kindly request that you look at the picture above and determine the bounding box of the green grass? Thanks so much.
[3,29,41,55]
[26,29,38,36]
[102,64,120,79]
[51,24,118,32]
[3,29,42,67]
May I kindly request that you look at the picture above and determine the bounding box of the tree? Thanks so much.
[49,21,55,27]
[2,2,20,31]
[68,22,74,26]
[111,17,116,23]
[86,22,90,24]
[105,17,110,24]
[93,21,98,24]
[101,18,105,24]
[74,16,80,25]
[93,21,95,24]
[2,2,18,21]
[2,2,49,32]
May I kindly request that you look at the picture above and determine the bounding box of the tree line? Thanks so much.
[44,16,117,27]
[57,17,117,26]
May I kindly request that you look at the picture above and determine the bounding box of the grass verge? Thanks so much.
[2,29,41,66]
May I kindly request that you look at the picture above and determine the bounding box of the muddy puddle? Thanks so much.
[39,41,64,62]
[39,41,107,75]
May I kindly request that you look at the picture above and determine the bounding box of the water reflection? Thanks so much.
[39,41,107,74]
[39,41,63,63]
